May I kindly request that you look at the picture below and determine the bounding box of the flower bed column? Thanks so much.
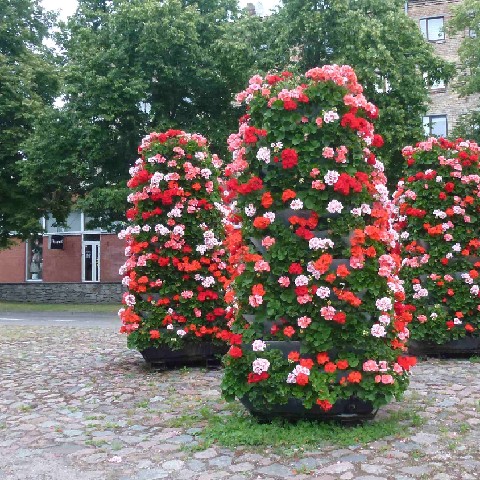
[394,137,480,355]
[221,67,415,419]
[118,130,231,366]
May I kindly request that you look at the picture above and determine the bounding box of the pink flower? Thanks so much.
[278,276,290,287]
[262,236,276,249]
[254,260,270,272]
[249,295,264,307]
[312,180,326,190]
[322,147,335,159]
[315,117,323,127]
[320,306,336,320]
[363,360,379,372]
[297,316,312,328]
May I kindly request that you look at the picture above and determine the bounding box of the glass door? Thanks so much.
[83,241,100,282]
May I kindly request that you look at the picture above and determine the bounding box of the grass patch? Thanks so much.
[0,302,119,314]
[199,409,420,449]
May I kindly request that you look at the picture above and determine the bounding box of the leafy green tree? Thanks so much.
[21,0,272,230]
[448,0,480,142]
[273,0,454,184]
[0,0,58,247]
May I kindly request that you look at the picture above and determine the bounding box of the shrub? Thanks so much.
[118,129,232,351]
[393,137,480,344]
[221,66,415,412]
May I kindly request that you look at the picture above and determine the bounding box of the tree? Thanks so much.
[448,0,480,142]
[0,0,58,247]
[273,0,454,184]
[21,0,263,230]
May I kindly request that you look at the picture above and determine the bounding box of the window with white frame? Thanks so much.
[420,17,445,42]
[423,115,448,137]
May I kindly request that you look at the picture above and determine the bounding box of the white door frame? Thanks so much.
[82,240,101,282]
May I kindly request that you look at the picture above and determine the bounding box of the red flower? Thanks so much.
[228,345,243,358]
[247,372,269,383]
[281,148,299,169]
[283,326,296,337]
[289,263,303,274]
[347,371,362,383]
[296,373,309,386]
[324,362,337,373]
[149,330,160,339]
[336,359,349,370]
[444,182,455,193]
[316,399,333,411]
[316,352,330,365]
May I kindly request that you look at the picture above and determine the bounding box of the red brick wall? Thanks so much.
[100,234,124,282]
[0,240,26,282]
[43,235,82,282]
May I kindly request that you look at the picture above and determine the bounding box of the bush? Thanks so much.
[118,129,232,351]
[221,66,415,412]
[394,137,480,344]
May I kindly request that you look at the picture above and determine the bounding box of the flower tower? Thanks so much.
[119,130,232,364]
[221,66,415,419]
[393,137,480,354]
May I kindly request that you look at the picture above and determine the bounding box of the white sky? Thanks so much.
[41,0,281,20]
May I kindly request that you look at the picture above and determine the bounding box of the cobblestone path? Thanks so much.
[1,326,479,480]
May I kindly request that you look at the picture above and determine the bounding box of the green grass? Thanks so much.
[0,301,119,314]
[199,409,421,449]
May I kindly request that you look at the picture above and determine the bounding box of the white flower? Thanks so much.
[177,329,187,337]
[309,237,334,250]
[256,147,271,163]
[294,275,309,286]
[371,324,386,337]
[290,199,304,210]
[326,200,343,214]
[316,286,330,299]
[252,340,267,352]
[324,170,340,185]
[375,297,393,311]
[252,358,270,374]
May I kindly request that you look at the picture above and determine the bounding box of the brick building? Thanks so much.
[406,0,479,137]
[0,212,124,303]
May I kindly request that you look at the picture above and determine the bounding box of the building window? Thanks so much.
[26,236,43,281]
[420,17,445,42]
[423,73,445,91]
[423,115,448,137]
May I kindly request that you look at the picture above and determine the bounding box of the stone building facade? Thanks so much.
[406,0,479,137]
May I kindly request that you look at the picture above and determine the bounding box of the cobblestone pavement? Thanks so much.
[1,325,479,480]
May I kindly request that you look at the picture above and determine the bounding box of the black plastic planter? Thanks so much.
[240,396,376,425]
[408,337,480,358]
[240,340,376,424]
[141,343,228,369]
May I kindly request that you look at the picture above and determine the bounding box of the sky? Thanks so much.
[41,0,281,20]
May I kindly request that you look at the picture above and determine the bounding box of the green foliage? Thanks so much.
[20,0,272,230]
[274,0,454,185]
[448,0,480,141]
[200,408,421,449]
[0,0,59,247]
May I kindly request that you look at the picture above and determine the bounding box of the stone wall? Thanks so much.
[0,283,123,304]
[407,0,479,133]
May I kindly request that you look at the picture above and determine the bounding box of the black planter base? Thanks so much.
[408,337,480,358]
[240,396,376,425]
[141,343,228,370]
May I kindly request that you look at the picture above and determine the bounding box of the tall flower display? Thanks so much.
[393,137,480,346]
[118,130,232,354]
[221,66,415,416]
